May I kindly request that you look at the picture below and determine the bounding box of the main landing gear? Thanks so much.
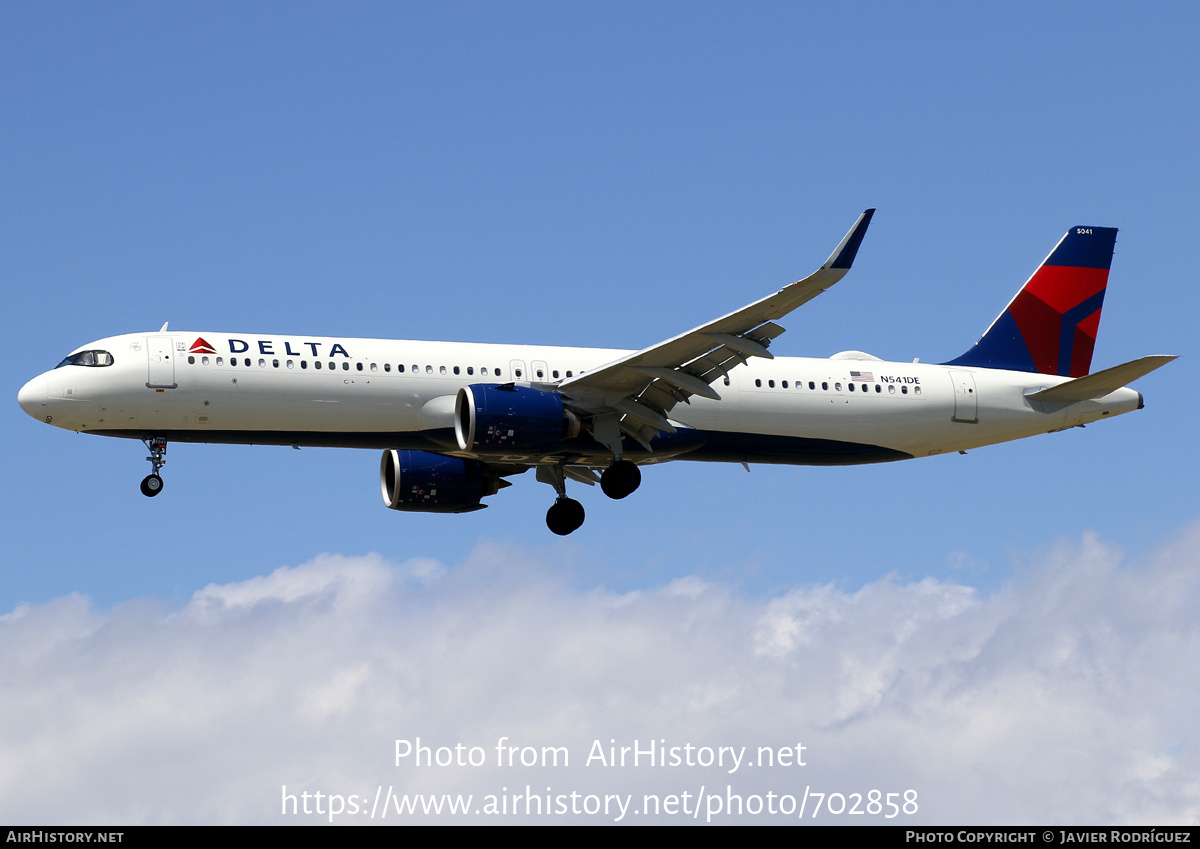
[140,437,167,497]
[538,459,644,535]
[546,497,585,536]
[538,465,585,535]
[600,460,641,500]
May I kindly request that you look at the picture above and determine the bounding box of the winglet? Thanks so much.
[825,208,875,270]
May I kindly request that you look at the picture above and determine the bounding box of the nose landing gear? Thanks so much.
[140,437,167,497]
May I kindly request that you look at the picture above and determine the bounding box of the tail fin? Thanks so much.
[945,226,1118,376]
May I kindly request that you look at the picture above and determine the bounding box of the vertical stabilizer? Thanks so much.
[945,226,1117,376]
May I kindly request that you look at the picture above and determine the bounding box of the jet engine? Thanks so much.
[454,384,580,452]
[379,449,502,513]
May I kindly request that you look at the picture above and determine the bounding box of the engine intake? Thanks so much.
[455,384,580,452]
[379,450,500,513]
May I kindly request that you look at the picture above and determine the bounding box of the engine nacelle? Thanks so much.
[455,384,580,452]
[379,450,500,513]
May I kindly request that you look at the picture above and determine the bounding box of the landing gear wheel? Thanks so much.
[546,497,585,535]
[600,460,641,500]
[140,474,164,497]
[140,436,168,497]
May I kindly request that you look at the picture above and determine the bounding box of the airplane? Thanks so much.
[17,210,1175,535]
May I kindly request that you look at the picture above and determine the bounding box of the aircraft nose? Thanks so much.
[18,375,49,419]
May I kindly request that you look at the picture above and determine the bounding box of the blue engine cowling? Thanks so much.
[455,384,580,452]
[379,450,500,513]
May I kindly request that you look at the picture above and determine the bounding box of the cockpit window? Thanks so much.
[56,350,114,368]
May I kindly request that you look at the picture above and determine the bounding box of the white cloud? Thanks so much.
[1,529,1198,825]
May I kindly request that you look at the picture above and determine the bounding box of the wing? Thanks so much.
[558,209,875,447]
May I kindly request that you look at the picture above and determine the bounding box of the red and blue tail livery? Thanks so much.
[946,226,1118,377]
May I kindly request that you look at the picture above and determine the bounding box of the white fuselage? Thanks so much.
[18,331,1143,466]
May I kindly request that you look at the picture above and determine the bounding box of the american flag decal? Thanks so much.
[850,370,874,382]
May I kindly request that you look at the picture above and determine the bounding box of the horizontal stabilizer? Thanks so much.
[1026,355,1177,402]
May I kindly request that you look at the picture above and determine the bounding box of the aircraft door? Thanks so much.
[509,359,527,382]
[146,336,177,389]
[531,360,549,382]
[949,370,977,423]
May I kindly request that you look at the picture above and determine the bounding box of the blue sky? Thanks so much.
[2,2,1198,824]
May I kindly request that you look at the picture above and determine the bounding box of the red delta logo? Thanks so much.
[189,337,217,354]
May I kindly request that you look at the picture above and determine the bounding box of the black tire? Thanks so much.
[140,474,164,497]
[600,460,641,500]
[546,497,585,535]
